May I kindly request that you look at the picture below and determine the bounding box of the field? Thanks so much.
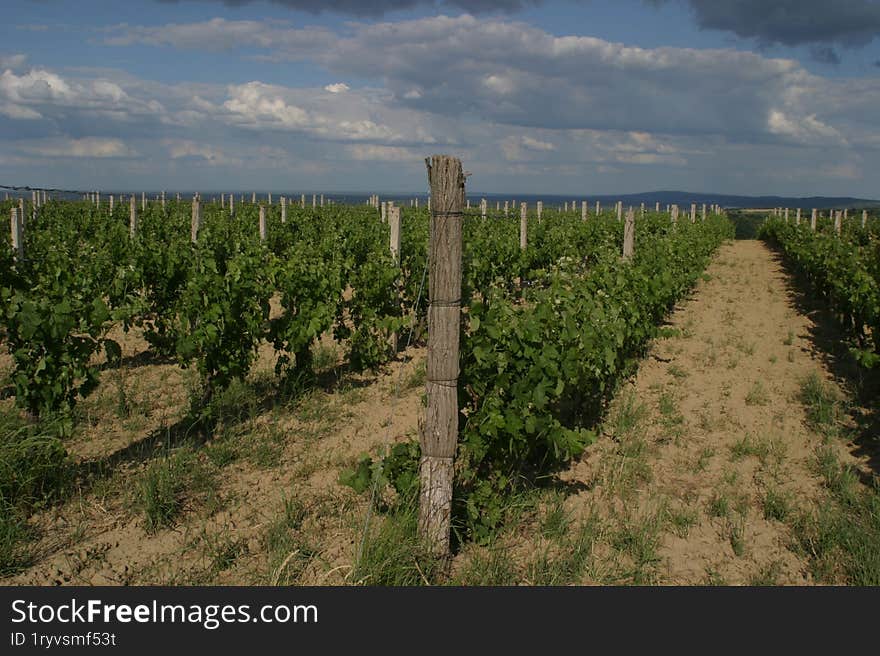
[1,191,878,585]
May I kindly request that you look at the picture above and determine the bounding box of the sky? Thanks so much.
[1,0,880,196]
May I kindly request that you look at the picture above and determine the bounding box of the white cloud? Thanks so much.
[324,82,349,93]
[20,137,138,158]
[0,54,27,69]
[164,139,239,166]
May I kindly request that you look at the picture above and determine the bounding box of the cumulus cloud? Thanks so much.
[164,139,240,165]
[20,137,138,158]
[0,54,27,69]
[647,0,880,48]
[101,14,880,149]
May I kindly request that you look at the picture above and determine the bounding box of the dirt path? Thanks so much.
[558,239,860,584]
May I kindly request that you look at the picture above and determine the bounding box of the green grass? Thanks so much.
[786,374,880,585]
[525,518,600,585]
[762,487,791,521]
[540,494,570,541]
[790,452,880,585]
[265,495,313,585]
[749,560,783,586]
[799,373,842,433]
[0,412,72,574]
[136,448,218,532]
[745,381,769,406]
[352,499,443,586]
[456,546,518,585]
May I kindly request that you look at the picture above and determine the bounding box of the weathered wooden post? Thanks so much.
[268,192,272,205]
[690,203,696,223]
[640,202,645,217]
[141,192,146,211]
[161,191,166,211]
[844,208,848,221]
[701,204,706,221]
[421,154,464,557]
[671,204,679,224]
[811,208,817,231]
[496,201,500,211]
[623,208,635,261]
[251,192,256,204]
[862,209,868,229]
[301,194,305,209]
[481,198,487,219]
[130,194,137,238]
[320,194,324,207]
[582,200,587,221]
[10,208,23,261]
[259,206,267,243]
[281,196,287,223]
[312,194,316,208]
[596,201,600,216]
[537,201,543,220]
[520,202,527,251]
[796,208,801,225]
[109,195,114,214]
[655,202,660,212]
[389,204,401,261]
[191,196,201,243]
[834,211,842,235]
[504,200,509,217]
[616,201,623,222]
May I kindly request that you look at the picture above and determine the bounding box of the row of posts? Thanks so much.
[774,207,869,233]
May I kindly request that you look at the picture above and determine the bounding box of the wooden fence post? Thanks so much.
[655,202,660,212]
[811,208,817,231]
[259,206,267,243]
[109,195,114,214]
[834,211,842,235]
[281,196,287,223]
[389,204,401,261]
[520,202,527,251]
[191,196,201,243]
[672,204,679,224]
[130,194,137,238]
[504,200,509,217]
[537,201,543,220]
[312,194,316,209]
[10,208,22,261]
[701,204,706,221]
[862,210,868,229]
[141,192,146,211]
[421,154,464,557]
[582,200,587,221]
[623,208,635,261]
[616,201,622,222]
[481,198,487,219]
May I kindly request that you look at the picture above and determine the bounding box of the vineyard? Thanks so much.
[1,173,878,586]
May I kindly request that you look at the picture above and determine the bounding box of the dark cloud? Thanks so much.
[155,0,543,17]
[650,0,880,48]
[810,46,841,65]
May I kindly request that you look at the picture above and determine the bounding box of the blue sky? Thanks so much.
[2,0,880,196]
